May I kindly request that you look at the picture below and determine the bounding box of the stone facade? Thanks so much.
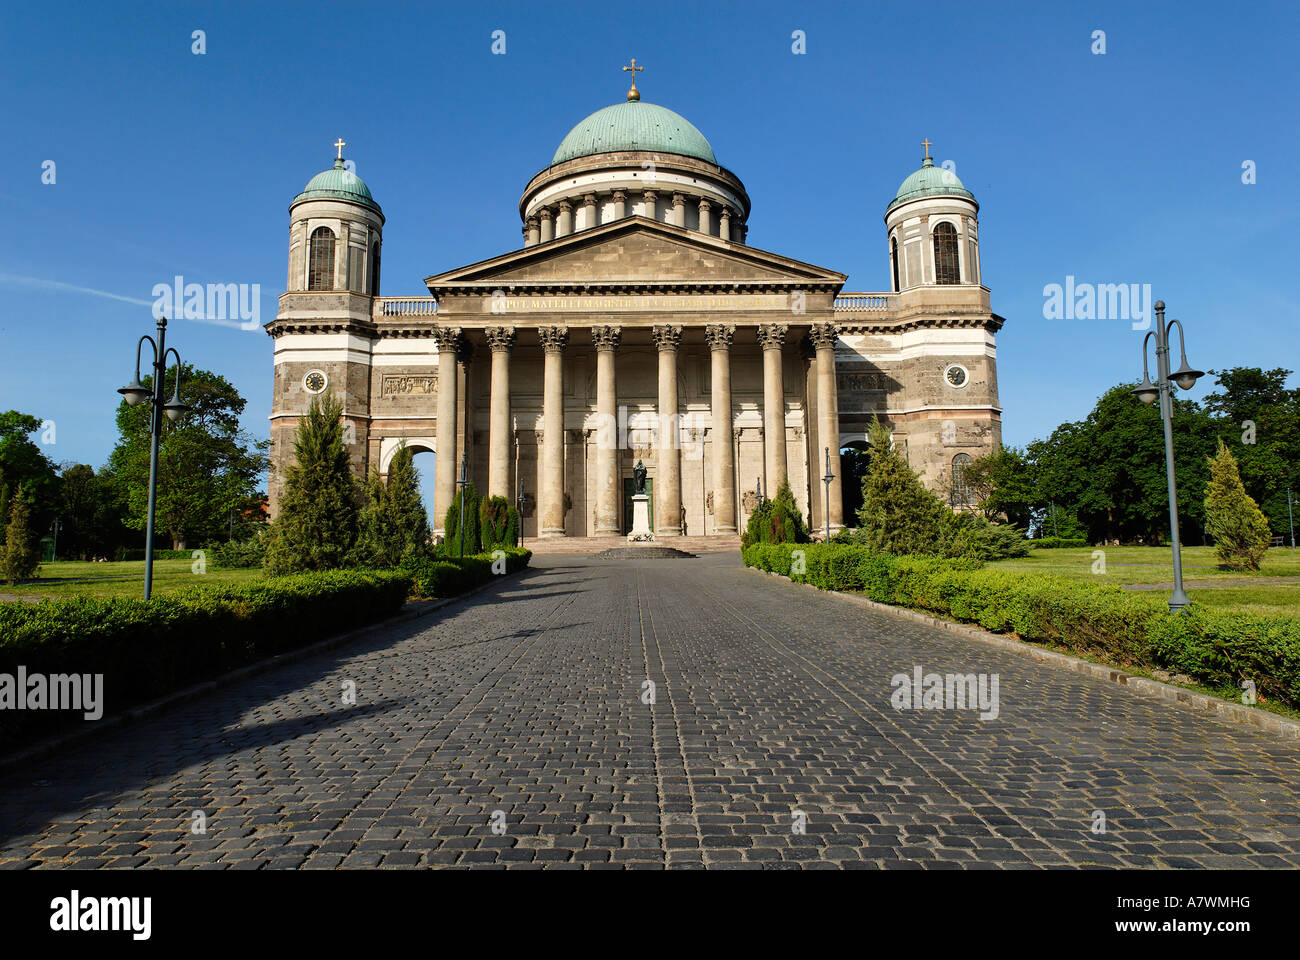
[267,112,1004,538]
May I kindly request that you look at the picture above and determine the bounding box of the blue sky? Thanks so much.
[2,0,1297,491]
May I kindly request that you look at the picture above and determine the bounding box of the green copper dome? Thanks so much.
[292,158,381,212]
[887,157,976,213]
[552,101,716,166]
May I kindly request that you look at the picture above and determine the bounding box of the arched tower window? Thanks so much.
[370,240,381,296]
[950,453,974,507]
[933,222,960,285]
[307,227,336,291]
[891,236,900,292]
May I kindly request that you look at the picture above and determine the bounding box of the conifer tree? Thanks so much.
[442,480,481,556]
[265,393,359,574]
[857,419,945,555]
[1204,438,1271,571]
[353,445,429,567]
[1,484,40,583]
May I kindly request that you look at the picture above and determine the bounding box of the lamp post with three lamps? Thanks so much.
[117,317,190,600]
[1130,300,1203,613]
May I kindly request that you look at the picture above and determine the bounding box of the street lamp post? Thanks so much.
[821,447,835,543]
[117,316,189,600]
[1131,300,1203,613]
[456,454,469,558]
[516,478,525,548]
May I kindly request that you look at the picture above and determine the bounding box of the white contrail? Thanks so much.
[0,272,259,329]
[0,272,154,306]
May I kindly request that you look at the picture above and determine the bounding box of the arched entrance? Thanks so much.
[839,440,870,525]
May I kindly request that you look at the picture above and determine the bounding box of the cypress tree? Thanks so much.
[1204,438,1271,571]
[442,480,481,556]
[480,494,518,550]
[265,393,359,574]
[857,419,945,555]
[1,484,40,583]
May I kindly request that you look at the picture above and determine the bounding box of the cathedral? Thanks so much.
[266,68,1005,541]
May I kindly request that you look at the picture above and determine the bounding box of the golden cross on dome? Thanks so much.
[921,138,933,160]
[334,138,347,160]
[622,58,643,101]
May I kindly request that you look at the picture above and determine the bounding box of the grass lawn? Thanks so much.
[988,545,1300,615]
[1,559,264,600]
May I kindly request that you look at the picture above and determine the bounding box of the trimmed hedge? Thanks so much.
[0,569,413,750]
[1027,538,1088,549]
[744,543,1300,709]
[115,548,195,562]
[402,547,531,600]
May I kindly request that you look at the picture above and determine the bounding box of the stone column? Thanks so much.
[486,326,515,498]
[538,326,569,537]
[521,223,529,247]
[591,325,622,535]
[698,198,712,235]
[556,200,572,238]
[809,323,844,532]
[719,207,732,241]
[757,323,789,491]
[526,217,539,246]
[706,324,737,534]
[672,192,685,227]
[457,344,471,465]
[581,193,597,230]
[643,190,657,222]
[433,327,463,537]
[539,207,554,243]
[612,189,627,220]
[653,325,683,536]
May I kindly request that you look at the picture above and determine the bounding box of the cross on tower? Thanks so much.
[334,138,347,160]
[921,138,933,160]
[622,58,643,100]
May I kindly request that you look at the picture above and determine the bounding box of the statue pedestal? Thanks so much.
[626,494,655,542]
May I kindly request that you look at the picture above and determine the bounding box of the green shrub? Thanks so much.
[480,496,520,551]
[442,481,481,556]
[1027,537,1088,549]
[742,542,1300,708]
[0,569,412,750]
[115,548,199,562]
[742,480,809,547]
[402,546,531,600]
[211,534,267,569]
[0,487,39,584]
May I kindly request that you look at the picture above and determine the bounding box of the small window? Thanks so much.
[308,227,336,291]
[891,236,900,292]
[951,453,974,507]
[933,222,960,285]
[370,240,381,296]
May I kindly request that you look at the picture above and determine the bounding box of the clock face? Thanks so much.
[303,371,327,394]
[945,365,968,388]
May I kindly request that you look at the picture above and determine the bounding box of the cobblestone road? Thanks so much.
[2,553,1298,869]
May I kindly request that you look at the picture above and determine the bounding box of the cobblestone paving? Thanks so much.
[2,553,1298,870]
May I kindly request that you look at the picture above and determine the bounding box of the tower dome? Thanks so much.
[886,157,976,214]
[292,157,382,214]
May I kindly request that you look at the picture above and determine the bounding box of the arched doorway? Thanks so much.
[839,441,870,525]
[378,437,437,531]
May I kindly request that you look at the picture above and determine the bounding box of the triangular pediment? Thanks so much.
[424,216,847,292]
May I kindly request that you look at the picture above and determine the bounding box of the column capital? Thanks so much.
[590,324,622,352]
[652,324,683,351]
[485,325,516,352]
[697,198,712,212]
[807,322,839,350]
[756,323,789,349]
[539,207,553,222]
[611,188,627,201]
[433,325,464,350]
[704,323,735,350]
[526,216,538,229]
[671,192,685,204]
[538,325,569,354]
[581,192,596,206]
[642,189,658,201]
[557,198,573,213]
[719,207,732,222]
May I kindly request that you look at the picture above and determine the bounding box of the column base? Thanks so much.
[539,529,568,538]
[713,525,738,535]
[593,526,621,537]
